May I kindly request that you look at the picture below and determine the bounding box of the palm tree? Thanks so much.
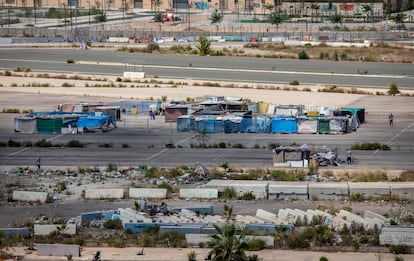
[361,4,375,22]
[270,12,285,30]
[210,9,223,25]
[310,3,320,23]
[207,222,248,261]
[390,13,406,29]
[328,13,344,28]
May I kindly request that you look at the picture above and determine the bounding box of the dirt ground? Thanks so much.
[1,73,413,261]
[6,246,414,261]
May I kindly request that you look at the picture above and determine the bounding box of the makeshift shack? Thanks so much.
[272,145,311,167]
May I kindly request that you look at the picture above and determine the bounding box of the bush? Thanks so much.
[34,139,53,147]
[103,219,123,229]
[388,83,400,96]
[66,140,84,148]
[240,191,255,200]
[298,50,309,59]
[351,142,391,151]
[389,245,411,254]
[320,257,329,261]
[218,142,227,148]
[245,239,265,251]
[231,143,244,148]
[223,187,237,199]
[146,42,160,53]
[289,80,299,85]
[8,139,21,147]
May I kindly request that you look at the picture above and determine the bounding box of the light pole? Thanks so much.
[86,0,90,25]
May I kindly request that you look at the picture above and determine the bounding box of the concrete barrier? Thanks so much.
[12,191,48,203]
[308,182,348,200]
[349,182,390,199]
[34,224,76,236]
[129,188,167,199]
[36,244,80,257]
[185,233,274,247]
[123,71,145,79]
[84,188,124,199]
[179,188,218,199]
[380,226,414,246]
[0,228,30,238]
[390,182,414,200]
[268,181,308,200]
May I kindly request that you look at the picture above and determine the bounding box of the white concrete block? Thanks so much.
[123,71,145,79]
[380,226,414,246]
[129,188,167,199]
[34,224,76,236]
[84,188,124,199]
[179,188,218,199]
[13,191,48,203]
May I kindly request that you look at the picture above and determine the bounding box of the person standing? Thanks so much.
[346,150,352,164]
[36,157,41,170]
[388,113,394,126]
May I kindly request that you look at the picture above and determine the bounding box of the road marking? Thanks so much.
[145,135,194,160]
[2,134,65,159]
[386,122,414,146]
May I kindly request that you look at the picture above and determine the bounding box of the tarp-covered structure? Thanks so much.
[271,116,298,134]
[272,144,312,167]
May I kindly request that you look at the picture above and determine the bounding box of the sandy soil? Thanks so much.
[1,73,413,261]
[8,246,414,261]
[0,74,377,110]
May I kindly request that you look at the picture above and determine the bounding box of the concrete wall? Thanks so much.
[185,233,274,247]
[12,191,48,203]
[380,226,414,246]
[84,188,124,199]
[179,188,218,199]
[129,188,167,199]
[35,244,80,257]
[229,181,268,199]
[349,182,390,198]
[0,228,30,238]
[308,183,348,200]
[34,224,76,236]
[390,182,414,200]
[268,181,308,200]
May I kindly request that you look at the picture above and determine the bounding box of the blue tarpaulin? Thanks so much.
[271,115,297,133]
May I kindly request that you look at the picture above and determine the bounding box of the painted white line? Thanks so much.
[386,122,414,146]
[145,148,169,161]
[2,134,65,159]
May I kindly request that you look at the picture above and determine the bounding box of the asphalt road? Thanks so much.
[0,49,413,170]
[0,49,413,89]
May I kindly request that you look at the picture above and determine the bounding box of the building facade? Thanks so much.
[2,0,411,14]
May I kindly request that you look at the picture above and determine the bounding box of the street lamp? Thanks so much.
[86,0,90,25]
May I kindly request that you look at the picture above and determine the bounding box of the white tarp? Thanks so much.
[297,119,318,134]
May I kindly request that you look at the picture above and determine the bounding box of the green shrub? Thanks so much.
[218,142,227,148]
[187,250,198,261]
[223,186,237,199]
[103,219,123,229]
[351,142,391,150]
[245,239,265,251]
[8,139,21,147]
[231,143,244,148]
[240,191,256,200]
[34,139,53,147]
[389,245,411,254]
[289,80,299,85]
[61,82,75,87]
[66,140,84,147]
[388,83,400,96]
[320,257,329,261]
[298,50,309,59]
[99,143,113,148]
[146,42,160,53]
